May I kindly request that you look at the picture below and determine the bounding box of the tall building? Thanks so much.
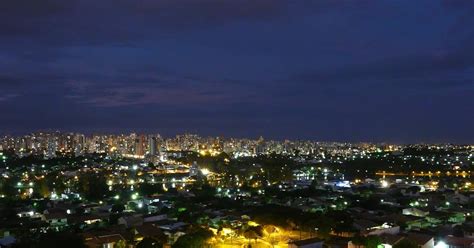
[46,138,57,159]
[148,136,157,156]
[136,135,145,156]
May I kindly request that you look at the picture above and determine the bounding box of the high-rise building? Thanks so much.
[46,138,57,159]
[136,135,145,156]
[149,136,157,156]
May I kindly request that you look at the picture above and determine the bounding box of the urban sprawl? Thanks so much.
[0,132,473,248]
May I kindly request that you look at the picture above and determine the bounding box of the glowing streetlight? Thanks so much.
[201,168,210,175]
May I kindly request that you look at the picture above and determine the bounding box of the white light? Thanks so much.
[200,168,210,175]
[138,203,143,208]
[435,241,448,248]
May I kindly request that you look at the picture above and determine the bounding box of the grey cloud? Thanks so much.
[0,94,20,101]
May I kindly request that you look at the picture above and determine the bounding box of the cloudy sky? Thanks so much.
[1,0,473,142]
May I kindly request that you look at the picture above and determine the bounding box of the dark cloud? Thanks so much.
[0,0,473,142]
[64,72,257,107]
[0,94,19,102]
[294,27,474,92]
[296,50,474,87]
[0,0,286,46]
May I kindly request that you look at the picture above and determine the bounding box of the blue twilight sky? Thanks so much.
[0,0,473,143]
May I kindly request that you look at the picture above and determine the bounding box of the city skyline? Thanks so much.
[1,130,474,145]
[1,0,473,143]
[2,131,471,162]
[1,2,474,247]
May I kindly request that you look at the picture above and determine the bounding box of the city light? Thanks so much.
[200,168,210,175]
[0,131,472,248]
[434,241,448,248]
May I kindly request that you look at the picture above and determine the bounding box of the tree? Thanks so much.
[139,183,164,196]
[115,240,127,248]
[172,229,213,248]
[366,235,382,248]
[0,201,19,222]
[45,172,66,195]
[192,183,216,201]
[109,213,121,225]
[36,231,86,248]
[311,179,319,188]
[111,204,125,213]
[351,235,381,248]
[137,237,163,248]
[0,177,17,199]
[33,179,51,198]
[77,172,109,201]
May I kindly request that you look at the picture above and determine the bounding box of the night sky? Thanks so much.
[1,0,473,143]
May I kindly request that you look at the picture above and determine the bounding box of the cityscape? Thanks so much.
[1,0,474,248]
[0,132,473,247]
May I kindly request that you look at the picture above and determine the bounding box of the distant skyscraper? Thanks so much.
[46,138,57,159]
[136,135,145,156]
[149,136,157,156]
